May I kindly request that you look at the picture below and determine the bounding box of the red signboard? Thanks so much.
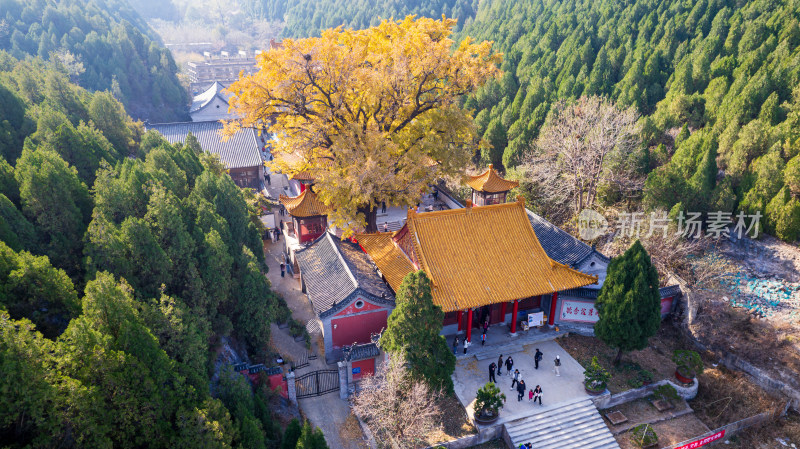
[674,430,725,449]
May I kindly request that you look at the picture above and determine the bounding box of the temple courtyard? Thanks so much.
[453,338,591,427]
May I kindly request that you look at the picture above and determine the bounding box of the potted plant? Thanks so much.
[672,350,703,385]
[584,356,611,395]
[474,382,506,424]
[630,424,658,448]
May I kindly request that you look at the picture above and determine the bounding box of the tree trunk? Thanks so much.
[614,347,623,365]
[359,203,379,233]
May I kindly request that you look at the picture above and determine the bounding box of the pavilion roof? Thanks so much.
[279,189,328,217]
[466,164,519,193]
[356,198,598,313]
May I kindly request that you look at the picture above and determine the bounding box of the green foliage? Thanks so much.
[474,382,506,415]
[652,384,679,403]
[672,350,704,378]
[583,356,611,390]
[0,242,80,339]
[380,270,456,393]
[595,241,661,364]
[280,0,477,37]
[15,148,91,277]
[281,419,302,449]
[630,424,658,448]
[0,52,280,448]
[1,0,188,121]
[296,421,328,449]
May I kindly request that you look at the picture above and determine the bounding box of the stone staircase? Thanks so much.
[503,397,619,449]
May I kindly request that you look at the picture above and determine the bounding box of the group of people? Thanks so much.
[452,319,493,355]
[487,349,562,406]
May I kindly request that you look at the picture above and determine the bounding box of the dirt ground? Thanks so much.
[615,415,711,449]
[722,411,800,449]
[467,440,507,449]
[601,398,692,434]
[425,394,477,446]
[557,325,691,393]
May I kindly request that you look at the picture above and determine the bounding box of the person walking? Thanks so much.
[463,338,469,355]
[280,262,285,278]
[489,362,497,383]
[528,388,534,401]
[516,379,526,402]
[274,227,280,241]
[483,319,489,334]
[381,201,387,214]
[511,369,520,389]
[383,222,389,232]
[452,336,459,355]
[266,173,271,185]
[497,355,504,375]
[534,348,543,370]
[532,385,543,405]
[505,356,514,376]
[553,355,561,376]
[481,332,486,346]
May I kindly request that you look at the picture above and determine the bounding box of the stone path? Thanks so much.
[264,229,366,449]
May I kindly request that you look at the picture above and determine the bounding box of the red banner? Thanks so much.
[674,430,726,449]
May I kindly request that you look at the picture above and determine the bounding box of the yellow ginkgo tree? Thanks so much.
[225,15,501,233]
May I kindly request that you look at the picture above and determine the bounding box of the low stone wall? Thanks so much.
[425,424,503,449]
[592,378,698,409]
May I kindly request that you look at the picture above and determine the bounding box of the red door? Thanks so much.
[490,303,505,324]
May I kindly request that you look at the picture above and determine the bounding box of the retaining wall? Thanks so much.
[592,378,698,409]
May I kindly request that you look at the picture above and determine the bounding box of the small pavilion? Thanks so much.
[279,189,329,244]
[466,164,519,206]
[291,171,315,193]
[356,197,599,343]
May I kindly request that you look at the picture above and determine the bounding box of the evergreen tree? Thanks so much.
[296,421,328,449]
[281,419,302,449]
[594,241,661,365]
[380,271,456,393]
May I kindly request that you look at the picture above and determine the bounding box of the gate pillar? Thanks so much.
[338,361,349,399]
[287,371,297,405]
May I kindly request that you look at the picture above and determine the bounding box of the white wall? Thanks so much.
[190,97,237,122]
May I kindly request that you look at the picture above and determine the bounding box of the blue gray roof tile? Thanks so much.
[296,232,394,317]
[146,121,262,170]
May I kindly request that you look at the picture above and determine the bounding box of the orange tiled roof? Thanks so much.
[279,190,328,217]
[466,164,519,193]
[356,198,597,312]
[291,171,315,181]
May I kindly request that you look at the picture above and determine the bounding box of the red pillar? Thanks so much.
[548,291,559,326]
[300,183,307,193]
[510,300,519,334]
[466,309,473,342]
[456,310,463,332]
[500,302,507,324]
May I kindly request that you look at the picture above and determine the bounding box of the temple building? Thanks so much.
[279,189,329,244]
[146,121,263,188]
[189,81,235,122]
[356,197,600,343]
[466,164,519,206]
[296,232,395,364]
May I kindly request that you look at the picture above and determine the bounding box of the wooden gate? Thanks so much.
[295,369,339,399]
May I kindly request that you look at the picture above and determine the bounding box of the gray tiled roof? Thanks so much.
[345,343,380,361]
[561,285,681,300]
[190,81,231,113]
[146,121,262,169]
[525,210,609,267]
[296,232,394,317]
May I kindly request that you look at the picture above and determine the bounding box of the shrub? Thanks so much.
[630,424,658,448]
[672,350,704,378]
[474,382,506,416]
[652,384,680,404]
[584,356,611,390]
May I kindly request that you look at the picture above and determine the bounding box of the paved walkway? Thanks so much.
[263,199,366,449]
[453,339,591,428]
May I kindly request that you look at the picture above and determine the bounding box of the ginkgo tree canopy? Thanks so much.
[225,16,501,233]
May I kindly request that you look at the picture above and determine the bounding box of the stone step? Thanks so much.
[504,398,619,449]
[509,408,601,442]
[506,398,595,432]
[526,418,608,447]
